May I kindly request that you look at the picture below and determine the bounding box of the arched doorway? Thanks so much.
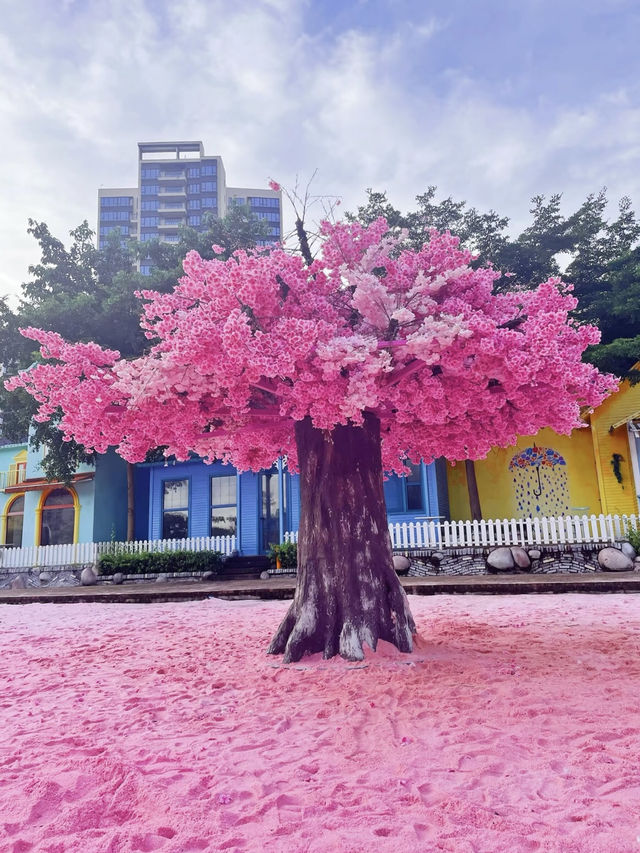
[39,488,77,546]
[3,494,24,546]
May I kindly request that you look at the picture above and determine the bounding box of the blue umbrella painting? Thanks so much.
[509,446,570,517]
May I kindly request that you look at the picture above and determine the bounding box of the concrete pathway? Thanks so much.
[2,572,640,605]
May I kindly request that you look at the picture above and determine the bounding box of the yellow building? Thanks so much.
[447,371,640,521]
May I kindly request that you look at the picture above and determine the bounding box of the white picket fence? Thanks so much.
[2,513,639,570]
[285,513,640,551]
[0,534,237,570]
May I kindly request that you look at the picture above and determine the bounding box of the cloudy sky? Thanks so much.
[0,0,639,300]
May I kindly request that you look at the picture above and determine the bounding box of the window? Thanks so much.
[201,197,216,209]
[141,184,159,195]
[211,475,237,537]
[201,181,216,192]
[257,211,280,222]
[187,167,200,177]
[140,232,158,242]
[100,196,133,207]
[140,264,152,275]
[188,215,201,226]
[5,495,24,546]
[187,183,200,194]
[229,197,245,206]
[162,234,180,243]
[188,199,201,210]
[248,196,280,208]
[201,163,216,175]
[141,216,159,227]
[162,479,189,539]
[100,225,129,236]
[100,211,130,222]
[41,488,75,545]
[141,200,159,210]
[161,217,183,226]
[383,463,424,514]
[141,167,160,178]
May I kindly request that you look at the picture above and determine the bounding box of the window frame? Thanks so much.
[161,477,190,540]
[383,462,426,515]
[210,473,238,538]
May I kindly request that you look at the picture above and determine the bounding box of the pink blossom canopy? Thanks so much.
[7,218,615,473]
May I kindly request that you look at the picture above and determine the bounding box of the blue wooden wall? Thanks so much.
[144,458,446,554]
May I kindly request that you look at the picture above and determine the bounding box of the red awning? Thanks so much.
[4,472,94,493]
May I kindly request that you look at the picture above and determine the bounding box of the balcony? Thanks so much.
[158,171,186,181]
[158,204,186,213]
[158,187,186,198]
[0,467,26,491]
[158,219,185,230]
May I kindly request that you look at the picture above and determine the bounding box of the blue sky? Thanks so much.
[0,0,639,300]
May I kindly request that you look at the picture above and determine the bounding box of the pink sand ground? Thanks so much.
[1,595,640,853]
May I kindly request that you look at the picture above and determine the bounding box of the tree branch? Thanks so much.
[384,358,426,387]
[296,218,314,267]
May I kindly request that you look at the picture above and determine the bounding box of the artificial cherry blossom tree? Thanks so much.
[7,217,613,662]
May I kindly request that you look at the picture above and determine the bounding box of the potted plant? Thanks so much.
[268,541,298,571]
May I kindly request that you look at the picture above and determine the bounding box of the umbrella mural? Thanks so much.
[509,445,569,517]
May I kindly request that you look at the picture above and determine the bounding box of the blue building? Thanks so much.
[97,141,283,264]
[0,439,129,548]
[137,457,449,554]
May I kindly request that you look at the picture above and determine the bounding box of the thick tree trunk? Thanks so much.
[465,459,482,521]
[126,462,135,542]
[268,412,416,663]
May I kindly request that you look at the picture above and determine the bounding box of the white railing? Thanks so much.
[286,513,639,552]
[0,467,26,490]
[0,534,237,569]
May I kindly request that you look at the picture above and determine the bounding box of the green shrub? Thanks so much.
[98,549,224,576]
[625,525,640,553]
[268,541,297,568]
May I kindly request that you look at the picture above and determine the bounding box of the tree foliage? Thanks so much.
[0,210,270,480]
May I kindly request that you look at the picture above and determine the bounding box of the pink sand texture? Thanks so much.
[1,595,640,853]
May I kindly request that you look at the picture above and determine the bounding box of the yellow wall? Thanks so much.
[447,426,602,521]
[590,379,640,516]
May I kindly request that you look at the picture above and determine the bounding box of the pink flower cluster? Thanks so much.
[6,219,616,473]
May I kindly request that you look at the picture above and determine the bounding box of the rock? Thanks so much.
[260,571,270,580]
[486,547,515,573]
[511,547,531,570]
[80,566,97,586]
[10,575,26,590]
[598,547,634,572]
[430,552,445,565]
[528,549,542,560]
[201,571,214,581]
[156,573,168,583]
[38,571,52,584]
[112,572,124,585]
[393,555,411,573]
[620,541,637,560]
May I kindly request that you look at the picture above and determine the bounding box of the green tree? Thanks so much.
[350,186,640,516]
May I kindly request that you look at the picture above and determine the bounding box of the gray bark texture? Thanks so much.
[267,412,416,663]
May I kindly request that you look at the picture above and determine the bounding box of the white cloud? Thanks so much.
[0,0,638,303]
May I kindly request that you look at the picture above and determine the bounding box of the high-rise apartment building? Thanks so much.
[97,141,282,272]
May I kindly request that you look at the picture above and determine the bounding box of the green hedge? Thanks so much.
[98,550,224,577]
